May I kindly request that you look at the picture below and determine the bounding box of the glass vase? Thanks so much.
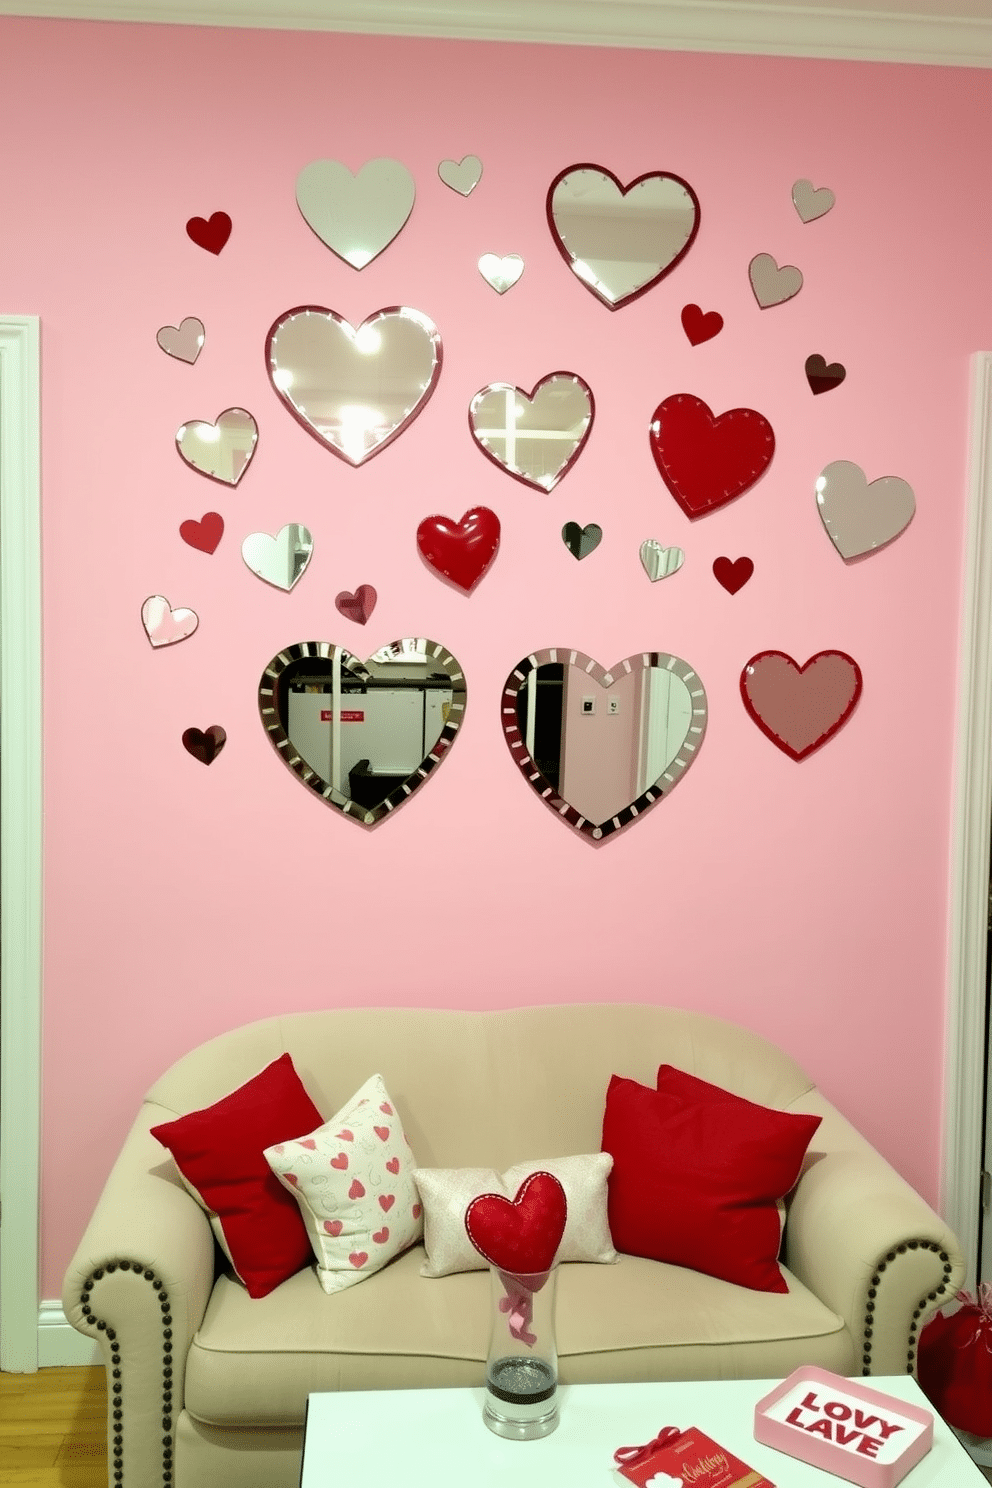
[483,1265,559,1439]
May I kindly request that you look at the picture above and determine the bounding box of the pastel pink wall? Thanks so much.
[0,17,987,1297]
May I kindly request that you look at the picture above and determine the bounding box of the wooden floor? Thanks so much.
[0,1367,107,1488]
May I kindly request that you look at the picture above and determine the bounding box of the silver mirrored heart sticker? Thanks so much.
[469,373,592,491]
[478,253,524,294]
[548,165,699,309]
[296,158,415,269]
[438,154,483,195]
[749,253,803,308]
[816,460,915,560]
[141,595,199,648]
[242,524,313,590]
[176,407,258,485]
[640,540,684,581]
[792,179,835,223]
[266,305,442,466]
[157,317,204,364]
[562,521,602,560]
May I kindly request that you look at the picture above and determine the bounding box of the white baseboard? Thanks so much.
[37,1301,100,1367]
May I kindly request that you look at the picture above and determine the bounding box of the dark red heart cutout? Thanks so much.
[179,512,224,554]
[465,1171,567,1276]
[741,650,862,761]
[186,211,232,255]
[335,585,377,625]
[182,725,226,765]
[805,353,846,395]
[713,556,754,594]
[417,507,500,592]
[681,304,723,345]
[650,394,775,519]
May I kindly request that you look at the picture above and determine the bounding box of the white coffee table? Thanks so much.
[299,1375,986,1486]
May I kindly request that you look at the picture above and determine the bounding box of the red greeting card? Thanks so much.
[614,1425,774,1488]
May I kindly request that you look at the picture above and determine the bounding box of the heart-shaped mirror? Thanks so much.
[259,637,466,826]
[547,164,700,309]
[242,524,313,591]
[295,158,415,268]
[815,460,915,560]
[741,650,861,760]
[502,648,707,840]
[176,407,258,486]
[157,317,204,364]
[266,305,442,466]
[469,373,593,491]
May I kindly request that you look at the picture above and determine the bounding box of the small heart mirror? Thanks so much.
[469,373,593,491]
[266,305,442,466]
[502,648,707,840]
[176,407,258,486]
[259,637,466,825]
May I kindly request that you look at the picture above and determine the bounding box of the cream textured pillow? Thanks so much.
[412,1153,616,1277]
[264,1073,423,1294]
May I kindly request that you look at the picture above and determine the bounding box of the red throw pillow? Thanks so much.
[601,1066,821,1292]
[151,1053,324,1299]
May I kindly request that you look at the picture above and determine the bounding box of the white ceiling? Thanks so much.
[1,0,991,67]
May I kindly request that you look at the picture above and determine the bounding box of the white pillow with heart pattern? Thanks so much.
[264,1073,422,1294]
[412,1153,616,1277]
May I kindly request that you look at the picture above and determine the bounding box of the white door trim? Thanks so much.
[0,315,43,1372]
[943,351,992,1291]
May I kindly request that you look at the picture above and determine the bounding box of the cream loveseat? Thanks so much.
[63,1005,964,1488]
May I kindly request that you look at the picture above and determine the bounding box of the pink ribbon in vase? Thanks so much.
[497,1269,552,1347]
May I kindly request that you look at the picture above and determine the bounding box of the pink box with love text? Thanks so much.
[754,1367,933,1488]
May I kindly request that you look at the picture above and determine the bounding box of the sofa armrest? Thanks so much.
[783,1093,965,1376]
[62,1102,216,1488]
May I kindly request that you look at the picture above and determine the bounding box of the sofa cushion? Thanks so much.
[263,1073,423,1294]
[413,1153,616,1276]
[150,1053,324,1299]
[602,1067,821,1293]
[183,1249,853,1427]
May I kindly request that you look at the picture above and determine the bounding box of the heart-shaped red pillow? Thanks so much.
[465,1171,567,1275]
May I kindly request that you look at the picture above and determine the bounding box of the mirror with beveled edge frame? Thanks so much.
[502,649,707,840]
[259,638,466,825]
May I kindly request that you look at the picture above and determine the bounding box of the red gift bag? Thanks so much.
[917,1286,992,1436]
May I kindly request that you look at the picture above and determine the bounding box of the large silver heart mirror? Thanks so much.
[468,373,593,491]
[266,305,442,466]
[502,648,707,840]
[259,637,466,826]
[547,165,700,309]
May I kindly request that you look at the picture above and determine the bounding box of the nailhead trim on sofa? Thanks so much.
[71,1240,957,1481]
[78,1259,174,1486]
[860,1239,955,1375]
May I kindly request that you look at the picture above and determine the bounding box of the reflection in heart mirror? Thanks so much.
[295,158,415,269]
[266,305,442,466]
[469,373,593,491]
[259,638,466,826]
[547,165,700,309]
[241,524,313,591]
[503,649,707,840]
[176,407,258,486]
